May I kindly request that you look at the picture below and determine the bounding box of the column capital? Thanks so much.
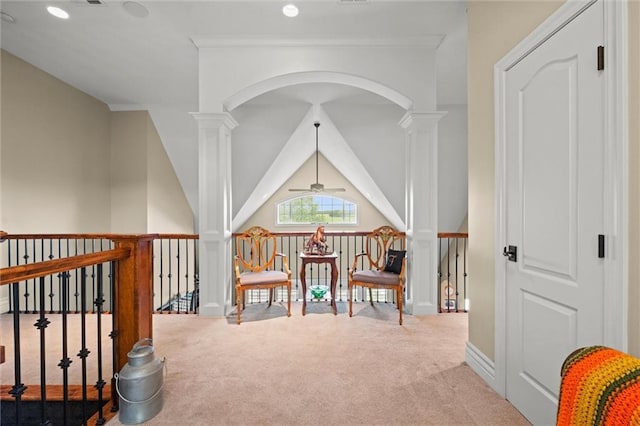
[191,112,239,130]
[398,110,447,130]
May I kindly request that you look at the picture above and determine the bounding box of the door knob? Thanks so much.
[503,245,517,262]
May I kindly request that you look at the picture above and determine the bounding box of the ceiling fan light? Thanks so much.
[282,4,299,18]
[47,6,69,19]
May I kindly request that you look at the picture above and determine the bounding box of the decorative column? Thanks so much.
[192,113,238,316]
[399,111,446,315]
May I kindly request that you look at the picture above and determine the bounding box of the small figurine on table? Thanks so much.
[304,225,329,255]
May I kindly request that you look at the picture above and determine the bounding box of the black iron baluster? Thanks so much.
[345,234,351,304]
[294,236,300,301]
[463,238,468,312]
[9,282,27,425]
[83,239,89,313]
[338,235,343,302]
[56,239,62,313]
[106,239,115,313]
[446,238,451,312]
[109,259,119,416]
[193,239,199,313]
[455,238,460,312]
[48,239,55,314]
[7,240,13,312]
[94,263,107,425]
[39,239,46,315]
[78,267,90,425]
[159,239,164,312]
[74,240,80,313]
[31,238,37,313]
[177,240,182,312]
[35,276,51,425]
[22,239,31,313]
[59,272,72,425]
[66,239,71,311]
[184,238,190,312]
[168,239,173,312]
[91,240,96,314]
[360,236,366,302]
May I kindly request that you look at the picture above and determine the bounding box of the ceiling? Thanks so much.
[0,0,468,225]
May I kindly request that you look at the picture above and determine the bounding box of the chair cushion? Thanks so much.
[385,249,406,274]
[352,270,401,286]
[239,270,288,286]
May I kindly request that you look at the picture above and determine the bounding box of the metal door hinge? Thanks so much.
[597,45,604,70]
[598,234,605,258]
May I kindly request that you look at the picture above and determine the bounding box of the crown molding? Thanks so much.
[191,34,444,49]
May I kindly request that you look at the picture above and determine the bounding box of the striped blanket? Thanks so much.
[557,346,640,425]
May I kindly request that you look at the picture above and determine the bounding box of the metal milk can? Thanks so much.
[115,338,165,424]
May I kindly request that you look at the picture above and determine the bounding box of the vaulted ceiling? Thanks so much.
[0,0,468,226]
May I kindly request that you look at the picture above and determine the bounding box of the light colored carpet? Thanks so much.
[1,302,531,425]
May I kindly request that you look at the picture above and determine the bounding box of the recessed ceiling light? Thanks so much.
[282,4,299,18]
[0,11,16,24]
[47,6,69,19]
[123,1,149,18]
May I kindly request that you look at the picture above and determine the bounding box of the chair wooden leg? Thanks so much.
[397,287,403,325]
[287,285,291,317]
[369,287,374,306]
[348,283,353,317]
[268,288,273,307]
[237,288,242,325]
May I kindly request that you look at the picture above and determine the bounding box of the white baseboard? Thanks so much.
[465,340,500,395]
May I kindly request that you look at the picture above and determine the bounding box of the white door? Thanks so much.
[504,2,604,424]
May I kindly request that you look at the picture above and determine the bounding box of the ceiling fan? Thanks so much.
[289,122,346,193]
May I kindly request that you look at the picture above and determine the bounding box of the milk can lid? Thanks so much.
[127,338,155,365]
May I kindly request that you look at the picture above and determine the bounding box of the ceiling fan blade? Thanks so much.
[323,188,346,192]
[288,188,310,192]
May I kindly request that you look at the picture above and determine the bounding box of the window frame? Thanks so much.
[275,194,358,226]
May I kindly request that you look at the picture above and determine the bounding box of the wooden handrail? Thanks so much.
[232,231,407,238]
[155,233,199,240]
[0,247,130,286]
[2,233,195,240]
[437,232,468,238]
[1,231,465,240]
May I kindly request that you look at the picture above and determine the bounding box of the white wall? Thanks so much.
[197,43,437,112]
[240,152,390,233]
[438,104,468,233]
[230,102,310,217]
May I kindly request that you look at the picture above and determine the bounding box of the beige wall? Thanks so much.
[0,49,194,237]
[1,50,111,233]
[240,152,391,233]
[628,0,640,357]
[468,0,640,360]
[146,116,194,233]
[110,111,149,233]
[468,1,566,360]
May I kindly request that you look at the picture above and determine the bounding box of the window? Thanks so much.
[277,195,357,225]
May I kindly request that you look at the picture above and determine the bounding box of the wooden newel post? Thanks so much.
[110,234,158,374]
